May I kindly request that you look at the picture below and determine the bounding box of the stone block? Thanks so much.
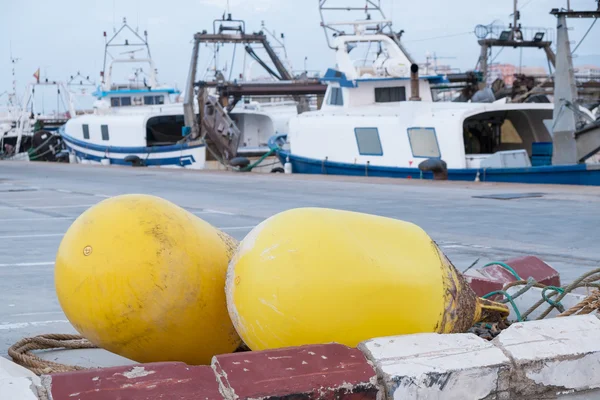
[0,356,41,399]
[493,315,600,398]
[359,333,511,400]
[0,355,40,385]
[0,377,40,400]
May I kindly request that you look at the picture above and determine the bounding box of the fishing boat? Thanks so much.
[269,1,600,185]
[1,79,73,162]
[60,20,207,168]
[62,17,318,169]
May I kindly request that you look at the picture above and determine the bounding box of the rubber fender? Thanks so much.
[230,157,251,168]
[226,208,507,351]
[55,194,241,364]
[124,155,144,166]
[418,158,448,180]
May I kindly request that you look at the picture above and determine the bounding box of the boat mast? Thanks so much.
[550,3,600,165]
[475,0,555,85]
[101,18,156,89]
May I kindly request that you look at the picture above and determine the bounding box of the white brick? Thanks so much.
[0,356,40,385]
[359,333,511,400]
[0,377,39,399]
[493,315,600,397]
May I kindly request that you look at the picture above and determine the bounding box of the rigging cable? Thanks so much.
[572,18,597,55]
[404,31,474,43]
[244,45,282,80]
[229,42,237,81]
[490,47,505,64]
[518,0,537,11]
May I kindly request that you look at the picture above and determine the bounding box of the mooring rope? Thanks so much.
[558,290,600,317]
[8,334,97,375]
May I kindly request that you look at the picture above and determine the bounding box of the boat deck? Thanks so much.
[0,162,598,362]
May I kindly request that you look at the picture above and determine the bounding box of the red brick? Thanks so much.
[501,256,560,287]
[465,274,504,298]
[465,256,560,297]
[212,343,378,399]
[45,362,224,400]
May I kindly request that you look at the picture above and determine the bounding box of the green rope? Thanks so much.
[484,261,523,281]
[483,290,522,322]
[238,148,276,172]
[541,286,565,313]
[482,268,600,323]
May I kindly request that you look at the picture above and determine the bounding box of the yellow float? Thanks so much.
[55,194,241,365]
[226,207,508,351]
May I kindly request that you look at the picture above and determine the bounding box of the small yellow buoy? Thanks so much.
[226,208,507,351]
[55,194,241,365]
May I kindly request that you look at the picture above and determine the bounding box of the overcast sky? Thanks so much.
[2,0,599,106]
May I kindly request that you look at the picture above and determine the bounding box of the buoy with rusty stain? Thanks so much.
[226,207,508,351]
[55,194,241,365]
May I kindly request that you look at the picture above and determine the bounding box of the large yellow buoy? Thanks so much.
[226,208,508,351]
[55,194,241,365]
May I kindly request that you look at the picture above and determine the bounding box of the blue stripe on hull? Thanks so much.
[276,151,600,186]
[68,146,196,167]
[60,128,205,154]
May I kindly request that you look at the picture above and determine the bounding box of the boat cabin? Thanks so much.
[288,32,554,171]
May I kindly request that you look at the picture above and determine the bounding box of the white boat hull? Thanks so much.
[62,131,206,169]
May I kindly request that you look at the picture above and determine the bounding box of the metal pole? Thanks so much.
[551,13,578,165]
[184,38,200,139]
[513,0,518,39]
[479,44,489,83]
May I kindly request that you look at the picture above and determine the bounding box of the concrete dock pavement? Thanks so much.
[0,161,598,364]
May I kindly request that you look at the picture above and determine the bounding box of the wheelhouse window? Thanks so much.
[120,97,132,106]
[354,128,383,156]
[375,87,406,103]
[407,127,441,158]
[101,125,110,141]
[110,97,120,107]
[82,124,90,139]
[144,95,165,105]
[327,87,344,106]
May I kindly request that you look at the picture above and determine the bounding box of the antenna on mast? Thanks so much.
[101,18,155,87]
[8,41,21,107]
[318,0,414,62]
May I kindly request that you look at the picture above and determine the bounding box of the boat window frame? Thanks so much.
[155,95,165,105]
[354,127,384,156]
[110,97,121,107]
[120,97,132,106]
[327,87,344,106]
[144,96,155,105]
[101,125,110,141]
[407,127,441,159]
[375,86,406,103]
[82,124,90,139]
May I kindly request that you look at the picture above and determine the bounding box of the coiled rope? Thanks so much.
[8,334,97,375]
